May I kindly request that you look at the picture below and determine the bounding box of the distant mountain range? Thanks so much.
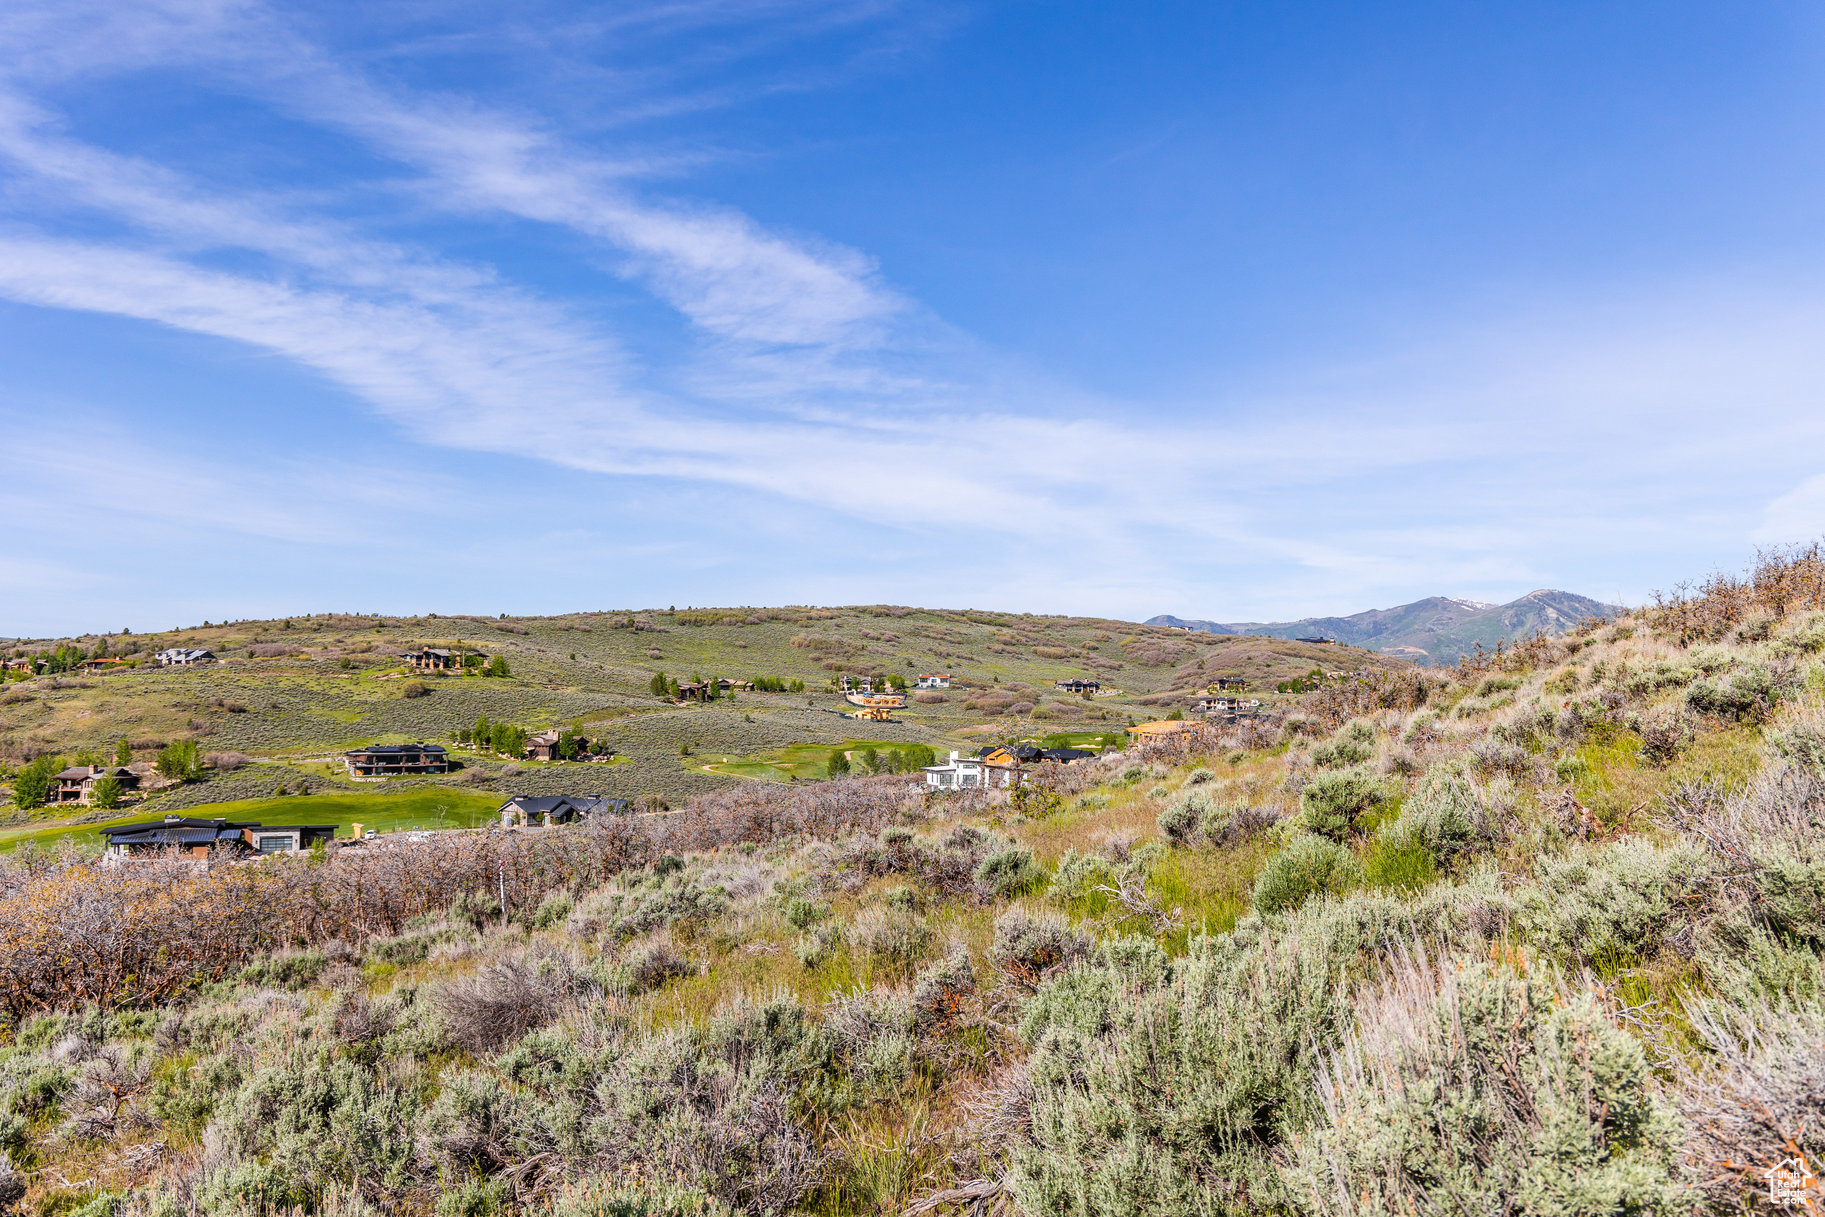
[1147,590,1625,666]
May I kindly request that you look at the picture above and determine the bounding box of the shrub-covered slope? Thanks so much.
[4,549,1825,1216]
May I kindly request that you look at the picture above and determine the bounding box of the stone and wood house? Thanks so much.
[49,765,141,805]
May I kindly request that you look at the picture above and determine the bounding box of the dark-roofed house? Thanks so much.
[344,743,451,777]
[1053,679,1099,694]
[155,647,215,666]
[98,815,335,862]
[50,765,141,804]
[405,647,455,672]
[1040,747,1096,763]
[495,794,630,827]
[524,730,591,762]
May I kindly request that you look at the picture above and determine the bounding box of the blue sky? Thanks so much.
[4,1,1825,637]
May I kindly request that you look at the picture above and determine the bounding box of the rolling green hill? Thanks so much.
[0,606,1410,827]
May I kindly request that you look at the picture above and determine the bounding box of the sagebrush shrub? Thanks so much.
[852,907,933,980]
[1010,899,1404,1215]
[1377,760,1480,866]
[1687,662,1788,724]
[974,843,1039,900]
[1296,768,1383,840]
[989,908,1093,989]
[207,1055,420,1207]
[622,938,694,995]
[1284,954,1694,1217]
[435,959,559,1052]
[1521,838,1711,967]
[1668,766,1825,947]
[1674,998,1825,1210]
[1768,716,1825,778]
[531,890,574,930]
[793,921,845,969]
[568,870,731,941]
[542,1179,736,1216]
[1048,849,1114,904]
[1310,722,1372,769]
[1253,834,1362,914]
[1156,790,1214,845]
[909,948,976,1032]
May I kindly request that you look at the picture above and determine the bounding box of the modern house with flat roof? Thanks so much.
[99,816,335,862]
[344,743,451,777]
[155,647,215,666]
[924,749,1029,790]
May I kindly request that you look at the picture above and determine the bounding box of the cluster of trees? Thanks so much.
[464,653,510,676]
[156,740,202,781]
[8,636,145,678]
[1276,666,1328,694]
[9,756,61,810]
[826,744,937,777]
[650,671,805,699]
[458,716,528,756]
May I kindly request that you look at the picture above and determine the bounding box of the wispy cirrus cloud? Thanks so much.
[2,0,1824,630]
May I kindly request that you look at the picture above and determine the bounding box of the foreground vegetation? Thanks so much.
[4,550,1825,1215]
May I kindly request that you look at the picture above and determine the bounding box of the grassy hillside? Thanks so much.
[1,546,1822,1215]
[0,606,1400,828]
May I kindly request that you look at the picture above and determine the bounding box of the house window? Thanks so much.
[257,835,292,854]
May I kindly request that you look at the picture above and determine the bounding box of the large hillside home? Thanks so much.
[524,730,596,762]
[1053,678,1099,694]
[923,750,1027,790]
[99,816,335,863]
[405,647,456,672]
[915,673,951,689]
[155,647,215,666]
[49,765,141,805]
[344,743,451,777]
[496,794,629,827]
[1191,695,1261,719]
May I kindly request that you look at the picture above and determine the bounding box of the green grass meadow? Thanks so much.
[0,788,508,853]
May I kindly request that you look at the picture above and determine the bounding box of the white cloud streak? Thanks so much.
[0,0,1823,625]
